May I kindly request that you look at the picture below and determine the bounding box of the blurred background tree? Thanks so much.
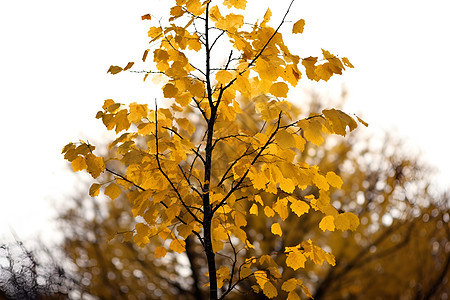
[1,93,448,299]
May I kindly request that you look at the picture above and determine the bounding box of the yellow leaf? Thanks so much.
[271,223,282,236]
[335,212,360,231]
[264,206,275,218]
[251,171,268,190]
[342,57,354,68]
[240,264,252,278]
[280,178,295,193]
[216,266,230,288]
[292,19,305,34]
[245,239,255,249]
[154,246,167,258]
[188,80,205,98]
[356,115,368,127]
[254,270,269,289]
[281,278,298,292]
[71,156,86,172]
[262,282,278,298]
[326,171,343,189]
[186,0,205,16]
[142,49,149,62]
[170,239,186,253]
[313,172,329,191]
[287,291,301,300]
[286,251,307,270]
[315,64,333,81]
[209,5,222,23]
[134,223,150,247]
[250,203,259,215]
[290,199,310,217]
[319,215,335,232]
[148,26,162,39]
[234,211,247,227]
[163,83,179,98]
[324,252,336,266]
[273,198,289,221]
[322,108,357,136]
[223,0,247,9]
[297,117,325,145]
[107,65,123,75]
[104,183,121,200]
[85,154,105,178]
[261,8,271,27]
[128,102,148,123]
[276,130,296,149]
[269,82,289,98]
[254,195,264,205]
[123,62,134,71]
[170,6,185,20]
[215,70,233,85]
[89,183,101,197]
[122,231,133,242]
[212,239,224,252]
[141,14,151,20]
[302,285,313,299]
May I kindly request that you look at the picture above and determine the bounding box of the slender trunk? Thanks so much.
[203,109,218,300]
[203,3,218,299]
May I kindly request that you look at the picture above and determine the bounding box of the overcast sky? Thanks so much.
[1,0,449,242]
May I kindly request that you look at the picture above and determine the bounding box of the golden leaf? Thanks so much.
[254,270,269,289]
[89,183,101,197]
[276,130,296,149]
[286,251,307,270]
[250,203,259,215]
[163,83,179,98]
[107,65,123,75]
[85,154,105,179]
[123,62,134,71]
[262,282,278,298]
[154,246,167,258]
[281,278,298,292]
[292,19,305,34]
[356,115,368,127]
[287,291,301,300]
[104,183,121,200]
[269,82,289,98]
[71,156,86,172]
[335,212,360,231]
[322,108,357,136]
[290,199,310,217]
[223,0,247,9]
[170,239,186,253]
[342,57,354,68]
[326,171,343,189]
[271,223,282,236]
[319,215,335,232]
[264,206,275,218]
[215,70,233,85]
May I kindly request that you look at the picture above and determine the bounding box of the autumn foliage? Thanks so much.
[62,0,369,299]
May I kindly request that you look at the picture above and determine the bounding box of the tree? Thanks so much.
[0,238,76,299]
[62,1,366,299]
[60,95,448,299]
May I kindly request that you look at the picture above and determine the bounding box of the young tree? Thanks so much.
[62,1,366,298]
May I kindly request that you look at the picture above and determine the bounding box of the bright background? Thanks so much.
[1,0,449,242]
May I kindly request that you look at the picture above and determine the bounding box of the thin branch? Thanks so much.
[154,101,203,225]
[213,112,283,213]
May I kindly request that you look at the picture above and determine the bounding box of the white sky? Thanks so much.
[1,0,449,242]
